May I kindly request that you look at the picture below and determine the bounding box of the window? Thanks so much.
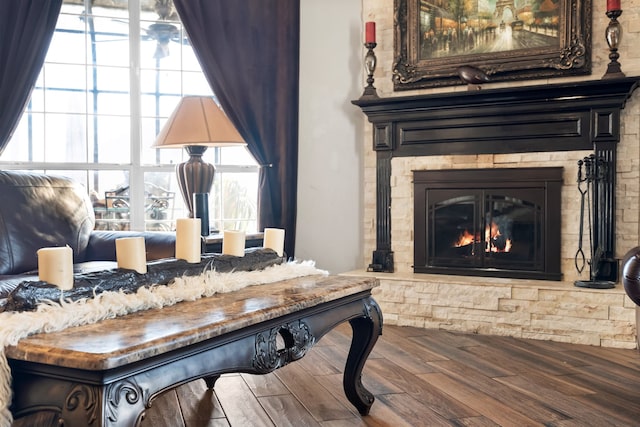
[0,0,258,233]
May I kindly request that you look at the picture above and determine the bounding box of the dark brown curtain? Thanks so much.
[173,0,300,257]
[0,0,62,153]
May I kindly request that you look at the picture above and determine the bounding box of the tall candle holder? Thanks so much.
[361,42,379,98]
[602,9,625,79]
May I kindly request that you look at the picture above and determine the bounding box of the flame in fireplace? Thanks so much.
[455,230,477,248]
[454,221,512,253]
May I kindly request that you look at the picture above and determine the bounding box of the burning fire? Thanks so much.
[455,221,512,253]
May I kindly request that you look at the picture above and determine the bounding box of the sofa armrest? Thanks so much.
[86,230,176,262]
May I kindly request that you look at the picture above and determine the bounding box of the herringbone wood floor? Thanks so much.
[137,323,640,427]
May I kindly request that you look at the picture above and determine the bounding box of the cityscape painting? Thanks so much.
[392,0,591,89]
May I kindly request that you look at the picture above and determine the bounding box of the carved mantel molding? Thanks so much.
[353,77,640,277]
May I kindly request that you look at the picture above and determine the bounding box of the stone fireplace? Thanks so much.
[350,77,640,348]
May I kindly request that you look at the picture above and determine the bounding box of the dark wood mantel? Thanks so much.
[353,77,640,277]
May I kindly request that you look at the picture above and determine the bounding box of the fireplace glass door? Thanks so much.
[414,168,562,280]
[429,189,542,270]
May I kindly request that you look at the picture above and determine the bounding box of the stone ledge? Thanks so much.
[341,270,638,349]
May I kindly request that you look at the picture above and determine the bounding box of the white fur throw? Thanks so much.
[0,260,327,426]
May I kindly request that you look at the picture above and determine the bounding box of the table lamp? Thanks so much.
[153,96,246,218]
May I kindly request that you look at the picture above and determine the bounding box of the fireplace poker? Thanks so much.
[574,159,587,274]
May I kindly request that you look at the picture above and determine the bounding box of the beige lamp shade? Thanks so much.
[153,96,245,219]
[153,96,245,148]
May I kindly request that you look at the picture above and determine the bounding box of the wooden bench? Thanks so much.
[7,275,382,426]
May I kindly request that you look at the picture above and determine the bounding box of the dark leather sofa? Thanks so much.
[0,170,176,301]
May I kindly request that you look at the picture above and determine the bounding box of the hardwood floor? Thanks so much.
[141,323,640,427]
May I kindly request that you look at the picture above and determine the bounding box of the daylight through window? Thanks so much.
[0,0,258,233]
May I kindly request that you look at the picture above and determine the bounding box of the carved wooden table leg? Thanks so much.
[343,297,382,415]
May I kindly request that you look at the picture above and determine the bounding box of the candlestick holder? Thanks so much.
[602,9,625,79]
[361,42,378,98]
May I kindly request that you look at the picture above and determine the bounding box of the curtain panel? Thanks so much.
[0,0,62,153]
[173,0,300,257]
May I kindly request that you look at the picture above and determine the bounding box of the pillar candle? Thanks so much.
[176,218,201,263]
[116,237,147,274]
[37,246,74,290]
[607,0,620,11]
[223,230,245,257]
[263,228,285,257]
[365,21,376,44]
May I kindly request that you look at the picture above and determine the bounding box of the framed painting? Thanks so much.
[392,0,592,90]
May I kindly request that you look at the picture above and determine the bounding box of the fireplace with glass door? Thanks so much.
[414,168,562,280]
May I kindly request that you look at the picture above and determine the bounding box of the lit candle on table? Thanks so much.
[37,246,74,290]
[263,228,285,257]
[365,21,376,44]
[176,218,201,263]
[223,230,245,257]
[116,237,147,274]
[607,0,620,11]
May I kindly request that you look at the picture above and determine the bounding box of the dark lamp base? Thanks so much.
[177,145,215,218]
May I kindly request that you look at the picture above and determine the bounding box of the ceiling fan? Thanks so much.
[142,0,189,59]
[108,0,188,59]
[143,21,188,59]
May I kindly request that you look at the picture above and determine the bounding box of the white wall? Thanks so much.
[296,1,364,273]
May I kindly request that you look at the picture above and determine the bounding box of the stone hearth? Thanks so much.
[343,270,636,348]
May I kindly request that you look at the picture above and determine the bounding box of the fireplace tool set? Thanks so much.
[574,155,616,289]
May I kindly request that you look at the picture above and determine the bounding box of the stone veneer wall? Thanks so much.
[357,0,640,348]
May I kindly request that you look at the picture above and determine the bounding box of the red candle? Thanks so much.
[365,21,376,44]
[607,0,620,11]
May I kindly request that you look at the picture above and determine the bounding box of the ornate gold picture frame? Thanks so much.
[392,0,592,90]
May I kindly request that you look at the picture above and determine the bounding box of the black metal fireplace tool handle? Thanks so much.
[574,159,587,274]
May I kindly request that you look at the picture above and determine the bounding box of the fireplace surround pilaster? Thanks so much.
[353,77,639,280]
